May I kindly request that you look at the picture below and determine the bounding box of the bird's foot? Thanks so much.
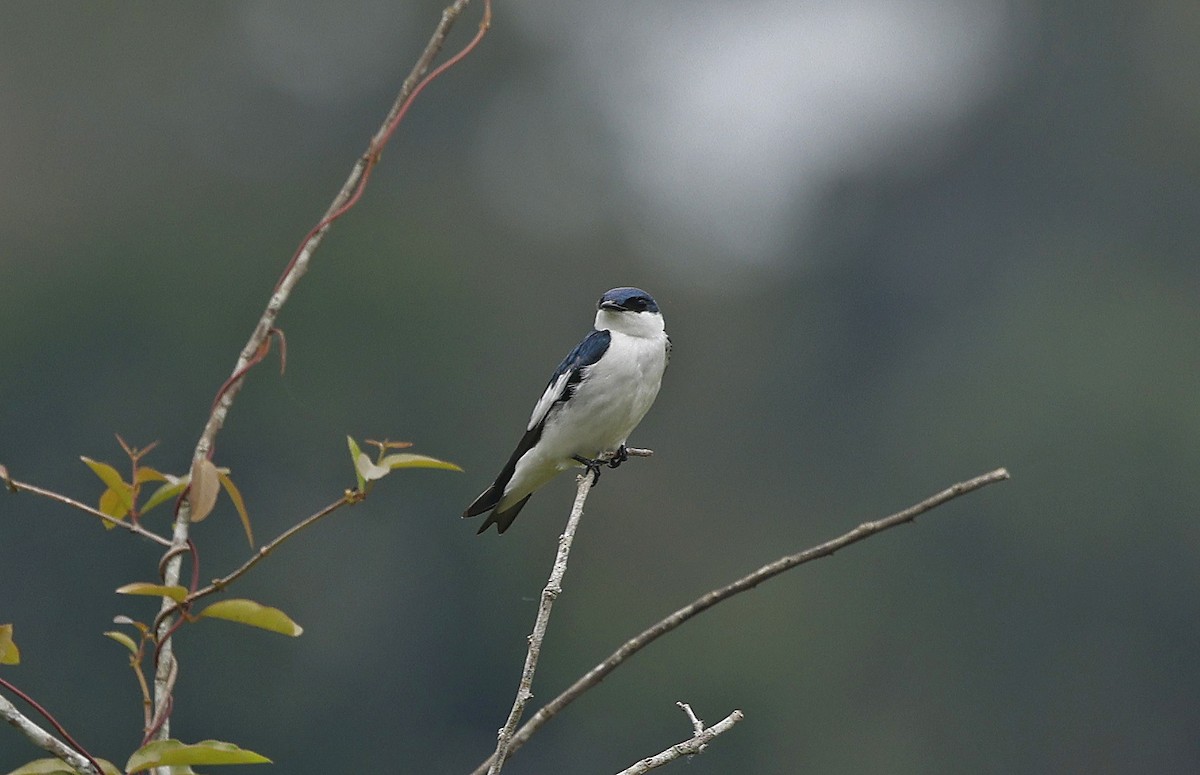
[607,445,628,469]
[572,454,605,485]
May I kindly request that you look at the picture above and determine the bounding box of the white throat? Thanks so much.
[594,309,666,339]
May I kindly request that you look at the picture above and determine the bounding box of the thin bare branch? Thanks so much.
[2,475,172,547]
[488,470,595,775]
[472,467,1010,773]
[675,701,705,744]
[151,494,353,635]
[149,0,491,749]
[614,708,744,775]
[191,494,353,603]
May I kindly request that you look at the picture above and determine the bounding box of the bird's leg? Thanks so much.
[607,445,628,469]
[572,454,605,485]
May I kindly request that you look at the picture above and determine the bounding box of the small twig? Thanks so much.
[676,701,705,745]
[487,469,596,775]
[471,467,1010,774]
[614,708,745,775]
[2,475,172,547]
[0,680,103,775]
[190,495,351,603]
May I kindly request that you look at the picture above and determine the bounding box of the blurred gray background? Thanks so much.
[2,1,1198,772]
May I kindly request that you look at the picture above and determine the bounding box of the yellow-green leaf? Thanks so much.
[216,471,253,548]
[346,436,367,491]
[112,615,150,635]
[0,623,20,665]
[7,757,122,774]
[135,466,169,484]
[81,457,133,512]
[103,630,140,656]
[98,486,130,527]
[196,599,303,637]
[126,740,271,772]
[116,582,189,602]
[188,458,220,523]
[379,452,463,472]
[142,478,187,514]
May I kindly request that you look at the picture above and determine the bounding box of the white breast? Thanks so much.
[498,327,668,508]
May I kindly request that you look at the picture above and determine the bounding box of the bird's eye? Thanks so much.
[628,297,646,311]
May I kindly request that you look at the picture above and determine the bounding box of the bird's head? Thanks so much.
[595,287,665,337]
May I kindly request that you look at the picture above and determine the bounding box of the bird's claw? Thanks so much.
[573,446,630,484]
[572,454,605,484]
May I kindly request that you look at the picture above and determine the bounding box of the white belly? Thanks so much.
[499,331,667,508]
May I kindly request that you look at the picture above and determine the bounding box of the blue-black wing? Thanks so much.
[463,329,612,534]
[526,329,611,431]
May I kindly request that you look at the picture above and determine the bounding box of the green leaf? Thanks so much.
[379,452,463,472]
[216,471,253,548]
[188,458,220,523]
[7,757,122,775]
[346,436,367,491]
[196,599,303,637]
[142,477,187,514]
[81,457,133,512]
[103,630,140,656]
[116,582,189,602]
[126,740,271,772]
[0,623,20,665]
[135,466,169,484]
[98,487,129,527]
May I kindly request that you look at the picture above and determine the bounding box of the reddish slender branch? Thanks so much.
[148,0,492,748]
[152,495,352,636]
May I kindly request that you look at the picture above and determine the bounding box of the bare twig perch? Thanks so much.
[486,448,653,774]
[676,701,706,748]
[614,706,745,775]
[472,467,1010,773]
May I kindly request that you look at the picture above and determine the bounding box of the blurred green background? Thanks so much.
[2,1,1199,772]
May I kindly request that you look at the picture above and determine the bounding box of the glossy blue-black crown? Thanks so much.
[598,287,659,314]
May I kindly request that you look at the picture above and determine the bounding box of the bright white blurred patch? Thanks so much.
[478,0,1028,276]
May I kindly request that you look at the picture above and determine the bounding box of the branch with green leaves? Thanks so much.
[0,0,489,771]
[2,432,459,774]
[143,0,489,758]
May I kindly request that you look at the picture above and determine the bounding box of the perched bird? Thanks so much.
[464,287,670,534]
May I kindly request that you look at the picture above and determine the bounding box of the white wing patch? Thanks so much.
[528,369,573,431]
